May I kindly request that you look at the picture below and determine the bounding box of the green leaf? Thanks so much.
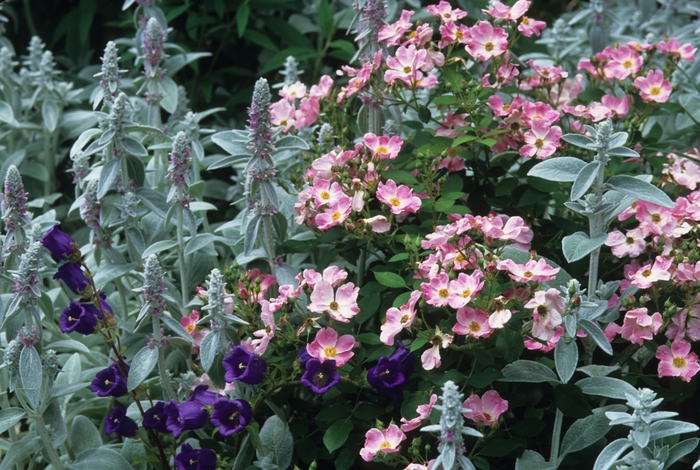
[562,133,596,149]
[560,409,613,456]
[0,100,14,123]
[452,134,478,147]
[562,232,607,263]
[244,29,279,52]
[500,360,560,384]
[649,420,699,441]
[555,384,592,419]
[135,187,170,218]
[576,376,637,400]
[606,146,639,157]
[317,0,333,38]
[666,438,699,469]
[516,450,556,470]
[211,130,251,156]
[605,175,674,208]
[495,328,524,362]
[45,339,90,354]
[323,419,353,454]
[0,408,25,434]
[374,271,406,288]
[593,439,632,470]
[256,415,294,470]
[527,156,587,182]
[160,315,196,344]
[50,382,90,398]
[42,100,60,133]
[185,233,225,256]
[578,320,613,355]
[418,105,432,123]
[479,439,524,457]
[127,347,159,392]
[97,159,121,199]
[236,4,250,37]
[200,330,219,372]
[142,240,178,258]
[382,170,418,185]
[433,95,457,105]
[276,135,310,151]
[554,338,579,383]
[93,262,138,290]
[121,137,149,157]
[0,432,41,470]
[571,161,601,201]
[69,447,135,470]
[19,345,42,408]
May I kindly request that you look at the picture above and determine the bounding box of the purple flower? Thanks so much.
[210,398,252,437]
[143,401,169,433]
[301,358,340,394]
[41,224,79,261]
[188,384,218,406]
[104,406,137,437]
[53,262,91,295]
[165,400,207,439]
[174,443,217,470]
[366,342,414,403]
[222,346,266,385]
[297,347,312,368]
[90,363,127,397]
[59,301,98,335]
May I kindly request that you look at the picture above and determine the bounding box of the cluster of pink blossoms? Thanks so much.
[600,155,700,382]
[578,39,696,104]
[269,75,333,132]
[294,132,422,232]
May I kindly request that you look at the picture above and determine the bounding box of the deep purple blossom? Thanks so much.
[222,346,267,385]
[366,342,414,403]
[188,384,218,406]
[165,400,207,439]
[41,224,80,261]
[174,443,217,470]
[90,363,127,397]
[210,398,252,437]
[104,406,137,437]
[297,347,312,368]
[53,262,91,295]
[59,301,99,335]
[143,401,169,433]
[301,358,340,394]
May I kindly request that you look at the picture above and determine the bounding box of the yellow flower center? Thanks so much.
[390,197,401,206]
[649,86,661,96]
[320,190,330,200]
[380,441,392,449]
[376,146,388,154]
[651,213,661,223]
[626,237,635,245]
[534,138,544,149]
[403,66,412,73]
[641,269,652,277]
[324,346,337,357]
[673,356,687,368]
[462,288,472,298]
[523,271,533,278]
[438,288,449,298]
[469,321,481,332]
[622,59,633,69]
[484,42,494,52]
[332,211,342,221]
[329,300,339,311]
[522,16,530,25]
[401,314,410,324]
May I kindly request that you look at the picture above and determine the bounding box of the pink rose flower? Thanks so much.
[463,390,509,426]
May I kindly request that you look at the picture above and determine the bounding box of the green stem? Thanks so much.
[154,316,176,401]
[22,0,38,37]
[35,413,65,470]
[176,205,189,310]
[550,408,564,466]
[261,215,278,279]
[357,244,367,287]
[43,131,52,197]
[0,393,23,470]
